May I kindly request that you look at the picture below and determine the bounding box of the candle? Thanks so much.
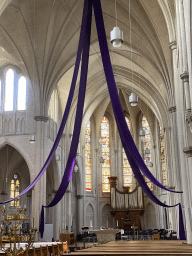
[33,217,34,228]
[24,205,26,208]
[90,220,92,227]
[3,205,5,209]
[117,220,118,227]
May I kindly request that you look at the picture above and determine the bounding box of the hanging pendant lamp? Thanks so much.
[129,92,138,106]
[110,26,123,48]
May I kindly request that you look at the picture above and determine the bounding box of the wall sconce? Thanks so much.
[129,92,138,106]
[29,135,35,143]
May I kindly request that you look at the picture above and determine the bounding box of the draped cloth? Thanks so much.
[0,0,186,241]
[39,0,93,237]
[0,0,89,205]
[92,0,186,240]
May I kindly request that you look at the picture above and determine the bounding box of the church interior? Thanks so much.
[0,0,192,253]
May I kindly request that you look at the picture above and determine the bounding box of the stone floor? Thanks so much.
[69,240,192,255]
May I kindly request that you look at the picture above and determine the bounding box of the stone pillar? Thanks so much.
[32,116,48,240]
[170,36,192,242]
[77,195,83,232]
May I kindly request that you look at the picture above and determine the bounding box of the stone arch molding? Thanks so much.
[0,140,35,184]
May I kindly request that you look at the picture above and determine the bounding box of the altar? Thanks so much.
[93,229,121,244]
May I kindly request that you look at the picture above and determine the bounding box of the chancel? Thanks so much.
[0,0,192,255]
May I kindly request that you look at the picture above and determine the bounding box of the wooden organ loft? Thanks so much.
[108,177,145,231]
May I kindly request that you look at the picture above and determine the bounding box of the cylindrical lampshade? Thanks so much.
[129,92,138,106]
[110,26,123,48]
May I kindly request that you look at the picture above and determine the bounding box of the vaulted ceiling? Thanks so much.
[0,0,175,125]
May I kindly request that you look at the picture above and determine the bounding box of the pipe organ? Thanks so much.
[109,177,145,231]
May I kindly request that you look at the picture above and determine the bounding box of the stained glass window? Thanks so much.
[85,121,91,191]
[142,116,153,190]
[10,175,20,207]
[5,69,14,111]
[123,117,132,190]
[17,76,26,110]
[160,126,167,187]
[101,117,110,192]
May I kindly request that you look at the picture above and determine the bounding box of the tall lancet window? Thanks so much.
[123,117,132,190]
[5,69,14,111]
[101,116,110,192]
[160,126,167,187]
[142,115,153,190]
[85,121,91,191]
[10,174,20,207]
[17,76,26,110]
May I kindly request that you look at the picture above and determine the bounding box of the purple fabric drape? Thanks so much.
[92,0,182,195]
[92,0,186,240]
[0,0,89,205]
[39,0,92,237]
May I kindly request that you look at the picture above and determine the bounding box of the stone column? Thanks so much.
[32,116,48,240]
[170,37,192,242]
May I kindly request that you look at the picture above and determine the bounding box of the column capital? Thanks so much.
[168,106,176,113]
[185,110,192,133]
[76,195,83,199]
[34,116,49,122]
[180,72,189,82]
[183,146,192,157]
[169,41,177,51]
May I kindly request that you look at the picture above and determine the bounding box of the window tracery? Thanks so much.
[160,126,167,187]
[85,121,91,191]
[142,115,153,190]
[10,174,20,207]
[101,116,110,192]
[122,116,132,190]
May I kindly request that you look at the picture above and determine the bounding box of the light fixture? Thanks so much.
[29,135,35,143]
[74,165,78,172]
[100,156,104,163]
[129,92,138,106]
[149,162,153,167]
[145,148,150,154]
[139,128,145,139]
[110,0,123,48]
[110,27,123,48]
